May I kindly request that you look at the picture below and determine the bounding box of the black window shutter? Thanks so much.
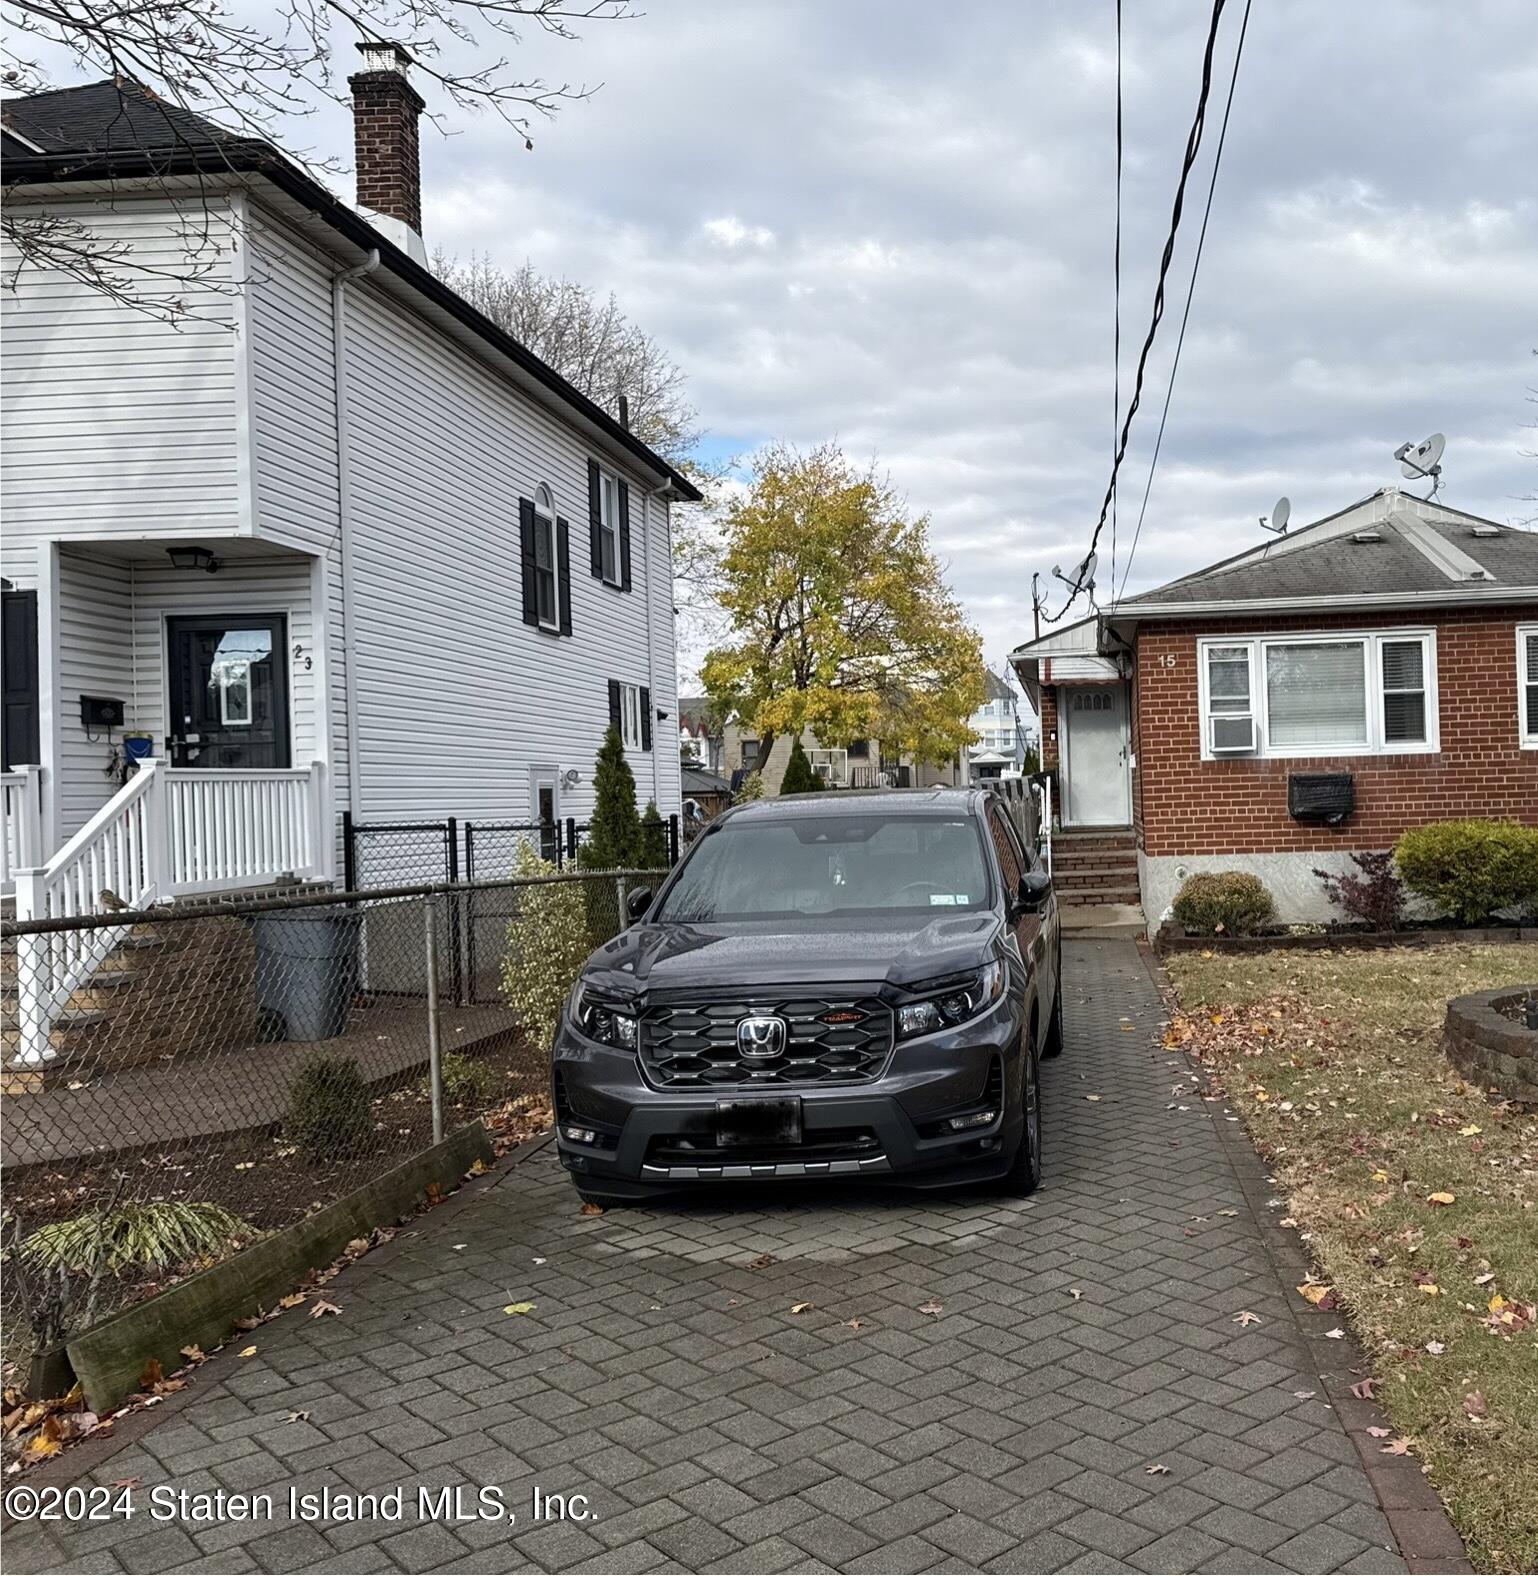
[518,498,538,627]
[587,459,603,577]
[618,481,632,591]
[640,686,652,751]
[608,679,622,735]
[556,517,573,636]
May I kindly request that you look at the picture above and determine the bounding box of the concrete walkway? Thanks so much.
[7,942,1431,1574]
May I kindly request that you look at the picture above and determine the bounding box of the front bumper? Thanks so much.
[552,1004,1024,1196]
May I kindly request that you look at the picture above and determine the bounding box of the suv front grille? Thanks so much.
[641,995,892,1087]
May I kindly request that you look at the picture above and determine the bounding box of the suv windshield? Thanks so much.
[653,814,991,923]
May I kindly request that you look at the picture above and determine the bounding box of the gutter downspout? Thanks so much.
[332,248,381,820]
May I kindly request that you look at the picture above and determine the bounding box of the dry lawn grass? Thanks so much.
[1165,943,1538,1575]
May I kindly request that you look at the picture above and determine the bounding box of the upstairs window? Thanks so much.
[1521,626,1538,748]
[532,485,558,631]
[1198,631,1437,759]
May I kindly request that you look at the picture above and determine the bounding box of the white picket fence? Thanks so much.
[9,759,328,1066]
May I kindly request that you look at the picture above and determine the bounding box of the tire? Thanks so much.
[1041,945,1065,1059]
[999,1034,1042,1197]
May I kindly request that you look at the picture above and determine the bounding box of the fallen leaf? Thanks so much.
[1371,1169,1389,1184]
[137,1358,163,1390]
[1380,1439,1413,1456]
[179,1345,205,1364]
[1145,1463,1169,1475]
[1427,1192,1457,1207]
[110,1476,142,1489]
[1463,1391,1488,1420]
[238,1346,258,1358]
[1459,1124,1482,1137]
[1325,1328,1346,1340]
[278,1293,307,1310]
[917,1299,944,1317]
[286,1410,311,1424]
[1217,1209,1238,1218]
[1085,1094,1103,1103]
[748,1254,776,1270]
[503,1302,536,1316]
[1367,1426,1391,1438]
[1296,1283,1333,1307]
[1233,1311,1262,1327]
[1426,1341,1445,1355]
[1350,1378,1376,1400]
[467,1158,487,1176]
[845,1318,867,1332]
[1293,1390,1316,1400]
[345,1237,370,1255]
[1474,1273,1495,1286]
[453,1244,467,1252]
[309,1299,342,1319]
[579,1202,605,1217]
[790,1302,814,1315]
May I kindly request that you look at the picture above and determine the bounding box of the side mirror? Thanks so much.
[1015,869,1052,915]
[626,886,654,921]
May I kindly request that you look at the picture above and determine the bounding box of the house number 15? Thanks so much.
[1159,653,1177,668]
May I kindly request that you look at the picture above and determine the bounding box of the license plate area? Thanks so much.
[715,1097,802,1148]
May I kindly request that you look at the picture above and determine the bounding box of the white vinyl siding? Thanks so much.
[1198,630,1438,759]
[0,197,242,540]
[1520,626,1538,749]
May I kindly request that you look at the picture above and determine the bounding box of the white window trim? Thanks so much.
[533,484,559,633]
[597,468,622,588]
[1196,629,1439,761]
[618,682,644,750]
[1519,624,1538,750]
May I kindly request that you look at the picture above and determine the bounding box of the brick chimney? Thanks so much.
[349,41,426,245]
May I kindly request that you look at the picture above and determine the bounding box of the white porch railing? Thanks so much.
[10,759,328,1066]
[2,764,46,897]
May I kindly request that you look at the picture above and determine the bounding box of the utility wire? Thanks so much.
[1040,0,1231,626]
[1109,0,1123,599]
[1115,0,1255,604]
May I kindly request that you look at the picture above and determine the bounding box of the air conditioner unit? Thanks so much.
[1210,714,1256,754]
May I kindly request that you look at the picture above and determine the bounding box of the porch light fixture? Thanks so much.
[165,545,220,574]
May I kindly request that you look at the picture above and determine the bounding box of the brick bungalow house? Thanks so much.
[1011,487,1538,926]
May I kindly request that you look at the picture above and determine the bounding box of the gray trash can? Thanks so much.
[251,908,362,1042]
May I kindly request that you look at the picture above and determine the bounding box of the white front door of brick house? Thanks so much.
[1062,684,1131,826]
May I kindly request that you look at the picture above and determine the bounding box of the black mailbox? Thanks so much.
[1288,772,1354,824]
[80,695,125,730]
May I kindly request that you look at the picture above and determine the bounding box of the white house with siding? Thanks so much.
[1,60,698,943]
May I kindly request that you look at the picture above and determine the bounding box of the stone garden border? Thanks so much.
[1444,986,1538,1106]
[1157,923,1538,955]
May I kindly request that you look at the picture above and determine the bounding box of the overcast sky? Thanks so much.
[123,1,1538,682]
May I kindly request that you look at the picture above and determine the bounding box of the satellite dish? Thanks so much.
[1396,432,1445,480]
[1260,496,1290,535]
[1051,551,1098,595]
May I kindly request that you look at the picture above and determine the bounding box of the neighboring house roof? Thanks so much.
[1,80,702,502]
[1111,489,1537,619]
[981,669,1016,704]
[677,697,720,737]
[682,765,730,796]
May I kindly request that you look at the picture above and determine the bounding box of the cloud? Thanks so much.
[284,0,1538,681]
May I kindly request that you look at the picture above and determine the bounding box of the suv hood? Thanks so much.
[584,914,1001,997]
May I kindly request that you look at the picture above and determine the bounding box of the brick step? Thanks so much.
[1058,883,1141,905]
[1055,868,1138,889]
[1052,832,1136,851]
[1052,852,1139,870]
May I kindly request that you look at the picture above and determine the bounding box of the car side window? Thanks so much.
[987,809,1022,893]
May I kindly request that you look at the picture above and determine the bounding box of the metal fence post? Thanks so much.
[565,816,577,864]
[342,809,357,893]
[424,894,444,1144]
[668,814,680,866]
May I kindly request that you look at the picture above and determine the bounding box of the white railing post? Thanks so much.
[309,759,330,881]
[16,764,45,867]
[139,757,171,896]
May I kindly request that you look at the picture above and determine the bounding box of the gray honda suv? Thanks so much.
[552,787,1062,1205]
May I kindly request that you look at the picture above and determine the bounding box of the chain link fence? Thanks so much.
[0,865,661,1386]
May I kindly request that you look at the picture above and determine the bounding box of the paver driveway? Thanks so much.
[9,941,1418,1574]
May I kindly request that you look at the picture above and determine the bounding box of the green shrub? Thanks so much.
[21,1201,256,1276]
[503,838,593,1050]
[638,799,668,869]
[779,736,821,795]
[1394,819,1538,925]
[434,1051,498,1108]
[1172,871,1276,936]
[286,1055,373,1162]
[733,771,765,804]
[580,725,642,870]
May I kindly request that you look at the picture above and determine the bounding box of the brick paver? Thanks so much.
[7,941,1417,1573]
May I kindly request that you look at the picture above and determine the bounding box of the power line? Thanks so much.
[1115,0,1255,604]
[1109,0,1123,599]
[1040,0,1232,626]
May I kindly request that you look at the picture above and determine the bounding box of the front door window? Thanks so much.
[168,615,290,769]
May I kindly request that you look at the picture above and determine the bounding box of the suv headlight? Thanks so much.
[571,984,638,1049]
[897,961,1005,1040]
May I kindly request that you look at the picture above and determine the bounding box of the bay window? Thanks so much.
[1199,630,1437,758]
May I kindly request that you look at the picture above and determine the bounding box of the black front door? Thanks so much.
[167,615,290,769]
[2,588,41,769]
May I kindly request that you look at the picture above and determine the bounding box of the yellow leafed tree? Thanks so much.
[700,444,985,764]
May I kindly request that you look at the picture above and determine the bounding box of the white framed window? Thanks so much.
[1520,625,1538,749]
[533,484,559,631]
[808,747,848,785]
[1197,630,1438,759]
[619,682,644,749]
[598,469,621,586]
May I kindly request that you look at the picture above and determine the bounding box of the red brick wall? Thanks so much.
[350,70,427,231]
[1133,607,1538,858]
[1039,685,1060,772]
